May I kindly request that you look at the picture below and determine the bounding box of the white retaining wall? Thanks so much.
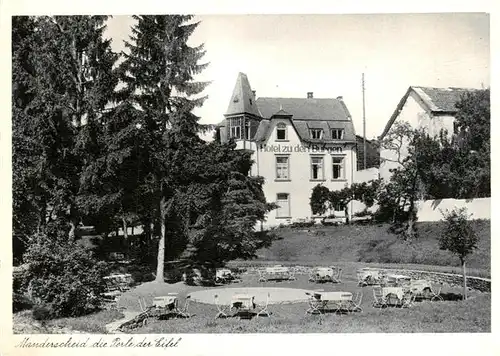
[416,197,490,221]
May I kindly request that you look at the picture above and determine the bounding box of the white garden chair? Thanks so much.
[331,268,343,283]
[401,292,416,308]
[256,292,271,317]
[372,286,388,309]
[214,294,231,319]
[349,292,363,313]
[258,269,268,283]
[305,292,323,316]
[431,283,444,302]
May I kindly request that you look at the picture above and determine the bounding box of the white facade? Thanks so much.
[234,120,356,227]
[221,73,358,228]
[379,88,459,182]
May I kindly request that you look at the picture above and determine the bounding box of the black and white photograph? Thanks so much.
[2,4,496,356]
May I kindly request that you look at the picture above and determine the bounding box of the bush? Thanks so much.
[23,233,108,318]
[13,266,32,312]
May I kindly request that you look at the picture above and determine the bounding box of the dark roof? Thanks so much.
[225,72,261,117]
[218,73,356,144]
[413,86,476,113]
[256,97,351,121]
[379,86,477,139]
[252,118,356,143]
[272,108,293,117]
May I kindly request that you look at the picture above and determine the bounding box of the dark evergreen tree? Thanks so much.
[12,16,119,244]
[117,15,209,282]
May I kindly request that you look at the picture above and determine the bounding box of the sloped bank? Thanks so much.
[231,264,491,292]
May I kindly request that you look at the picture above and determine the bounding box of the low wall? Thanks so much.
[416,198,490,222]
[351,197,490,221]
[234,265,491,292]
[377,268,490,292]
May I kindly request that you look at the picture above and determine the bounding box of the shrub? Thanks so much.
[23,233,108,318]
[13,265,32,312]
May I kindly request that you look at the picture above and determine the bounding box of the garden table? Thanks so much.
[259,266,295,282]
[382,287,405,305]
[357,268,382,286]
[306,291,353,314]
[231,294,255,311]
[215,268,234,284]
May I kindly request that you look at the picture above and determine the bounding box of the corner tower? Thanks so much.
[224,72,262,142]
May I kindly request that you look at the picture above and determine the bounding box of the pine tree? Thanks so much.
[12,16,119,244]
[12,16,40,261]
[178,140,277,270]
[117,15,209,282]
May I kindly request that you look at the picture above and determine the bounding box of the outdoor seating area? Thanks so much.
[364,270,443,308]
[309,266,343,284]
[102,273,133,307]
[99,264,474,333]
[214,292,271,319]
[357,268,384,286]
[215,268,241,285]
[258,265,296,282]
[305,290,360,315]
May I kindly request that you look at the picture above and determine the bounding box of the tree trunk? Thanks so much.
[122,217,128,240]
[155,197,166,283]
[344,204,350,225]
[462,259,467,300]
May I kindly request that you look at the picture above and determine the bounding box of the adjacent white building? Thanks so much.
[379,86,476,181]
[216,73,357,227]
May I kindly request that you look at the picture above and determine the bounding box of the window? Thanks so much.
[333,202,344,212]
[310,129,323,139]
[276,193,290,218]
[228,117,242,139]
[276,123,287,140]
[332,157,344,179]
[331,129,344,140]
[330,146,343,153]
[276,156,290,180]
[311,156,324,180]
[453,121,460,135]
[245,121,251,139]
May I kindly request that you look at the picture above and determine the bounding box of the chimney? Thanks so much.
[307,92,313,99]
[252,90,256,98]
[337,96,343,101]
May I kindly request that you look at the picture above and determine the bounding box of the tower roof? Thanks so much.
[225,72,262,117]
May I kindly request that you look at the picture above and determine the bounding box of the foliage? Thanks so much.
[23,233,107,318]
[12,15,119,253]
[380,90,490,201]
[379,121,414,166]
[439,207,480,300]
[439,207,479,263]
[116,15,210,281]
[175,140,278,268]
[310,180,380,223]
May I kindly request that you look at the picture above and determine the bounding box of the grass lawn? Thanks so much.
[251,221,490,277]
[13,265,490,333]
[108,264,490,333]
[12,222,490,333]
[13,309,124,334]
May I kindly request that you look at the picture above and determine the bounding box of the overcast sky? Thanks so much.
[105,13,489,139]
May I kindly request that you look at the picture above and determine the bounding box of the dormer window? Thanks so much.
[276,123,287,140]
[331,129,344,140]
[309,129,323,139]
